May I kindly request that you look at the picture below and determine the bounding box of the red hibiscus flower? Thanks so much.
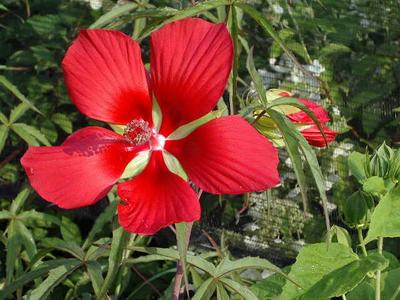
[255,89,338,148]
[21,18,280,235]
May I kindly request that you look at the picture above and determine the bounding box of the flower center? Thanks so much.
[124,119,152,146]
[123,118,166,150]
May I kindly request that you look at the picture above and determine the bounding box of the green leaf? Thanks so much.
[246,47,267,106]
[17,220,37,260]
[243,268,290,300]
[235,3,317,83]
[26,259,82,300]
[298,253,389,300]
[110,8,178,31]
[54,241,85,261]
[10,187,31,215]
[89,2,138,28]
[138,1,230,40]
[220,277,258,300]
[125,268,177,300]
[18,210,76,237]
[176,222,189,296]
[0,210,13,220]
[362,186,400,245]
[125,246,216,275]
[327,225,352,248]
[0,75,41,114]
[61,215,83,245]
[0,111,8,125]
[348,151,368,183]
[83,197,118,250]
[192,278,217,300]
[0,125,9,154]
[125,254,175,264]
[346,282,375,300]
[0,259,81,300]
[278,243,359,300]
[268,97,328,145]
[363,176,386,195]
[215,256,293,285]
[27,15,65,37]
[51,113,73,134]
[217,282,230,300]
[9,103,30,124]
[5,220,22,285]
[228,5,240,114]
[267,109,331,235]
[86,260,104,297]
[97,225,130,300]
[11,123,51,146]
[167,109,224,140]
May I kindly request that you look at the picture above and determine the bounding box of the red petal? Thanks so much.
[287,98,330,124]
[20,127,142,209]
[300,125,338,147]
[150,18,233,136]
[165,116,280,194]
[117,151,200,235]
[62,29,152,125]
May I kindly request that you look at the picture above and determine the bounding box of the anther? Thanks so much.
[123,119,152,146]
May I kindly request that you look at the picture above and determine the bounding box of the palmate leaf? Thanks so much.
[86,260,105,298]
[215,256,295,286]
[138,0,230,40]
[11,123,51,146]
[9,103,30,124]
[10,187,31,215]
[0,124,9,154]
[220,277,258,300]
[0,75,41,114]
[125,268,176,300]
[82,193,118,250]
[0,259,81,300]
[124,246,216,275]
[90,2,139,28]
[5,220,22,285]
[192,278,217,300]
[25,259,83,300]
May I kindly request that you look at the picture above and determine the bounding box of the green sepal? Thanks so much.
[167,109,224,140]
[163,150,188,181]
[152,95,162,133]
[120,150,151,179]
[109,124,126,135]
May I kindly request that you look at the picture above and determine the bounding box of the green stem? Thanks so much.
[357,228,368,258]
[375,236,384,300]
[390,284,400,300]
[342,294,347,300]
[283,0,312,64]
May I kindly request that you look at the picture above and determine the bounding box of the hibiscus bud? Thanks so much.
[344,190,375,229]
[369,142,393,178]
[254,89,338,147]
